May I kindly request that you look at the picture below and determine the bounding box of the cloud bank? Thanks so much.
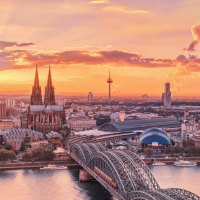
[0,38,200,76]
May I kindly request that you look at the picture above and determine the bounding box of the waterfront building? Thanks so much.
[1,128,44,151]
[163,82,171,109]
[139,128,171,148]
[192,130,200,147]
[181,120,200,140]
[27,66,65,133]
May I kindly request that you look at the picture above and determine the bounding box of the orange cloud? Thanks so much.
[1,40,200,79]
[185,24,200,51]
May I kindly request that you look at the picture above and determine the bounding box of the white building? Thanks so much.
[181,120,200,140]
[110,112,126,122]
[6,99,16,108]
[56,98,65,106]
[67,116,96,131]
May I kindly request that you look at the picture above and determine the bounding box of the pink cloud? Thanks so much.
[185,24,200,51]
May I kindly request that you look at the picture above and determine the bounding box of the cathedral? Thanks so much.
[27,66,65,133]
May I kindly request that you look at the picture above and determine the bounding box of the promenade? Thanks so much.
[0,160,80,170]
[144,156,200,165]
[1,155,200,171]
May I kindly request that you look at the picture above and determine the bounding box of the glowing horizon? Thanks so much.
[1,0,200,97]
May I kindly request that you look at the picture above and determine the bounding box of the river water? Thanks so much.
[0,166,199,200]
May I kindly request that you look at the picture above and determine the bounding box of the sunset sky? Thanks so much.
[0,0,200,97]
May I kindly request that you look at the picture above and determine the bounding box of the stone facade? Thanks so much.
[27,66,65,133]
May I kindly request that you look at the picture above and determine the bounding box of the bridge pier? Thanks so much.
[79,169,94,181]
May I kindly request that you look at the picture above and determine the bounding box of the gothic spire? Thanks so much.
[44,66,56,105]
[34,65,40,88]
[47,65,52,88]
[30,65,42,105]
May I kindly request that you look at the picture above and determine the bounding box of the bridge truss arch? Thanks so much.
[87,150,162,199]
[70,143,107,163]
[70,143,200,200]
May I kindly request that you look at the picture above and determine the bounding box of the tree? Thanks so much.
[183,140,195,148]
[22,152,32,161]
[144,148,154,157]
[173,146,184,154]
[22,146,55,162]
[32,147,54,161]
[0,149,16,161]
[185,146,200,156]
[5,144,13,150]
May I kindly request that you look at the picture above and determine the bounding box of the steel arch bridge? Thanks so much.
[69,143,200,200]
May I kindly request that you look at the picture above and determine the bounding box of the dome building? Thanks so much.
[139,128,171,149]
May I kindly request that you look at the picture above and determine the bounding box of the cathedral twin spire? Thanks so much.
[31,65,56,105]
[44,66,56,105]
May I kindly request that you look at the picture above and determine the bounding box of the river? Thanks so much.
[0,166,199,200]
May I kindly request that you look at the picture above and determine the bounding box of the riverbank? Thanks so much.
[1,156,200,171]
[144,156,200,165]
[0,160,80,171]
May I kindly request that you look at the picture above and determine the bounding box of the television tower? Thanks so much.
[107,70,113,101]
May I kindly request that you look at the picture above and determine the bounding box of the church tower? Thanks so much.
[44,66,56,105]
[30,65,42,105]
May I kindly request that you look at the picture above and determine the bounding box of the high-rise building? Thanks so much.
[0,101,7,118]
[27,66,65,133]
[88,91,93,103]
[163,82,171,109]
[107,70,113,101]
[6,99,16,107]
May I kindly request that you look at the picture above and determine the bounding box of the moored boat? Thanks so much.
[173,160,197,167]
[152,160,166,166]
[40,164,68,170]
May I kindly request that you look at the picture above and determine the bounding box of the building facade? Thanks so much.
[0,101,7,118]
[1,128,44,151]
[163,82,171,109]
[87,91,93,103]
[27,66,65,133]
[67,116,96,131]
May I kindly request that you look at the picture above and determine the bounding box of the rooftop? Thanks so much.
[99,118,181,133]
[29,105,64,112]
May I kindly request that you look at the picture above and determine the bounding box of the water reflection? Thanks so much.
[0,166,199,200]
[150,165,200,196]
[0,169,112,200]
[0,171,16,180]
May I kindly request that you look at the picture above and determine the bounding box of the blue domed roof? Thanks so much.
[139,128,170,145]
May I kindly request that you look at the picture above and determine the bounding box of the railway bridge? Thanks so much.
[69,143,200,200]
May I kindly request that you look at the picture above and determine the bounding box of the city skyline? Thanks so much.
[0,1,200,97]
